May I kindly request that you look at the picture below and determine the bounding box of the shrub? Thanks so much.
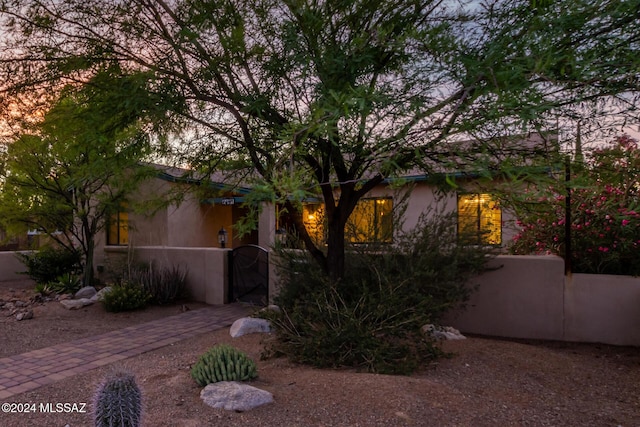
[16,247,81,284]
[510,135,640,275]
[101,283,150,313]
[48,273,83,295]
[93,369,142,427]
[190,344,258,386]
[125,263,188,305]
[265,209,495,375]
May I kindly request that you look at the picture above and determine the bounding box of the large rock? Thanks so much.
[91,286,112,302]
[60,298,94,310]
[200,382,273,412]
[422,324,466,340]
[74,286,97,299]
[230,317,272,338]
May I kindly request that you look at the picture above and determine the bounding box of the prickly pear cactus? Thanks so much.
[190,344,258,386]
[93,369,143,427]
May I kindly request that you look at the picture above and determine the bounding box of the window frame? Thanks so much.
[106,206,129,246]
[456,193,502,246]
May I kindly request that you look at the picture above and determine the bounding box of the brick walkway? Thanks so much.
[0,304,249,399]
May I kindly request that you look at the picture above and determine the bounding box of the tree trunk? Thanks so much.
[325,221,346,283]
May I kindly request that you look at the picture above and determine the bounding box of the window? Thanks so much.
[302,197,393,244]
[107,207,129,245]
[347,198,393,243]
[457,194,501,245]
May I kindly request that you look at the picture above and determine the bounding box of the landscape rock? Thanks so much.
[260,304,281,313]
[230,317,272,338]
[74,286,97,299]
[422,324,466,340]
[60,298,94,310]
[90,287,112,302]
[200,382,274,412]
[16,310,34,321]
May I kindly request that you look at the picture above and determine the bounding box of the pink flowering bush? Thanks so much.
[510,135,640,275]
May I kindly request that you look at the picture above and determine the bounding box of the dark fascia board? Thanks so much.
[155,170,253,195]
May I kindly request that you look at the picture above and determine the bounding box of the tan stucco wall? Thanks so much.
[445,255,566,341]
[361,181,519,248]
[0,251,30,281]
[445,255,640,346]
[565,273,640,346]
[103,246,230,305]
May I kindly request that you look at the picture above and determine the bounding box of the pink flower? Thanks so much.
[622,219,630,226]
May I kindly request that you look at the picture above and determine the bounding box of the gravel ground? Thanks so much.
[1,280,640,426]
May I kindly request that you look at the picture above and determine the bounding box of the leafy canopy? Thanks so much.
[0,0,638,280]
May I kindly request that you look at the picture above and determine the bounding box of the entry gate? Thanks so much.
[229,245,269,305]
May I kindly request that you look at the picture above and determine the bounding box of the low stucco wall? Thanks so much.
[0,251,29,281]
[564,273,640,346]
[102,246,230,305]
[445,255,566,341]
[445,255,640,346]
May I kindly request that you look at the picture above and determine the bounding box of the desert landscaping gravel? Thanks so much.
[1,280,639,426]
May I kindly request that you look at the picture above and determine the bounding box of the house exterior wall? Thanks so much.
[360,180,519,249]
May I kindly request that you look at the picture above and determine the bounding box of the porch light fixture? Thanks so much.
[218,227,228,248]
[275,227,287,244]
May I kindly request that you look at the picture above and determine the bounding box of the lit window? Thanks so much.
[302,198,393,244]
[347,198,393,243]
[107,207,129,245]
[457,194,501,245]
[302,203,325,245]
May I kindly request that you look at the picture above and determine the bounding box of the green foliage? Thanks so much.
[16,247,81,284]
[3,0,637,285]
[93,369,143,427]
[48,273,83,295]
[265,209,495,374]
[0,68,161,287]
[190,344,258,386]
[101,283,150,313]
[125,263,189,305]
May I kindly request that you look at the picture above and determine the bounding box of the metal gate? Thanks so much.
[229,245,269,305]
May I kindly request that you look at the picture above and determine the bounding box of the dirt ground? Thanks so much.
[1,279,640,427]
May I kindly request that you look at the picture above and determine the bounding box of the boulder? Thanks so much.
[60,298,93,310]
[422,324,466,340]
[74,286,97,299]
[200,382,273,412]
[16,310,34,321]
[230,317,272,338]
[91,286,112,302]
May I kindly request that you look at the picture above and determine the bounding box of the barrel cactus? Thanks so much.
[93,369,143,427]
[190,344,258,386]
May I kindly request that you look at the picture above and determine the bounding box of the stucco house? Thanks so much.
[91,133,558,303]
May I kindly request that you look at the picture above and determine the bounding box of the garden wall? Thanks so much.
[0,251,29,281]
[101,246,230,305]
[4,248,639,346]
[445,255,640,346]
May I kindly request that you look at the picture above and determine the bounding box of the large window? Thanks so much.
[107,207,129,246]
[302,197,393,244]
[347,198,393,243]
[457,193,501,245]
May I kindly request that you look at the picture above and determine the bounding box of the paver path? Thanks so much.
[0,304,249,399]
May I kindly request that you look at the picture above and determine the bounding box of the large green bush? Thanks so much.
[264,209,495,375]
[16,247,81,284]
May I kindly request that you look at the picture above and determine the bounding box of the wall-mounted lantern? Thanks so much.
[218,227,228,248]
[275,227,287,245]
